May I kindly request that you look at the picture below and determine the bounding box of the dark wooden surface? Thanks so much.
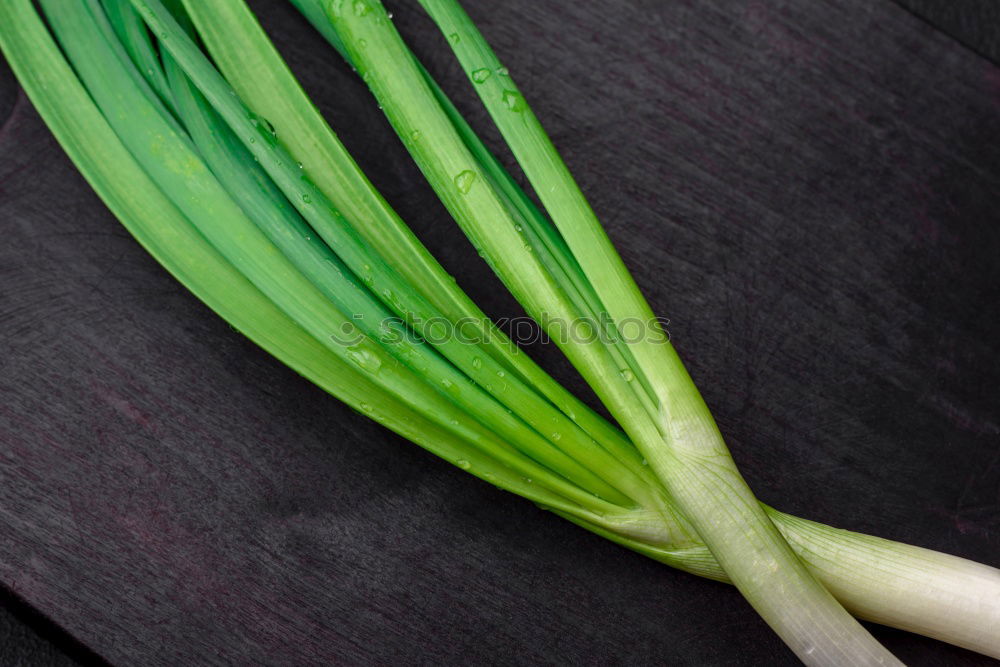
[896,0,1000,63]
[0,588,99,666]
[2,0,999,664]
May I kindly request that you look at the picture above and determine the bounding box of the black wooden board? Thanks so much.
[1,0,998,664]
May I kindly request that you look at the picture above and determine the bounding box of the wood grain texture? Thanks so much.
[1,0,998,664]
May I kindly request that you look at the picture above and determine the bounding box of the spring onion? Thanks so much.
[0,0,997,662]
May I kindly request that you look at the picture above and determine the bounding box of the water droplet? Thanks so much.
[496,66,509,76]
[514,224,523,232]
[302,193,313,204]
[358,38,368,49]
[496,370,505,378]
[346,346,382,373]
[620,368,635,381]
[457,459,471,470]
[551,432,562,441]
[386,11,393,19]
[352,0,370,16]
[449,33,460,45]
[641,458,649,466]
[409,129,421,142]
[453,170,477,194]
[296,162,304,170]
[471,357,482,370]
[359,402,374,413]
[249,137,256,144]
[471,68,492,83]
[502,89,526,112]
[248,111,278,144]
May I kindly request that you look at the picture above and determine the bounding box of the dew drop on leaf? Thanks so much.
[352,0,370,17]
[502,90,526,112]
[454,170,477,194]
[346,346,383,373]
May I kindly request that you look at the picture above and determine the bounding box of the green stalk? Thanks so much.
[98,0,647,517]
[37,0,631,522]
[184,0,655,486]
[328,0,901,663]
[297,0,664,445]
[0,0,613,528]
[127,0,663,508]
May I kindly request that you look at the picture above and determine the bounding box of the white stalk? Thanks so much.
[589,505,1000,659]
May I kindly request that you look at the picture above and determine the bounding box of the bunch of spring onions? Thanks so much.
[0,0,996,663]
